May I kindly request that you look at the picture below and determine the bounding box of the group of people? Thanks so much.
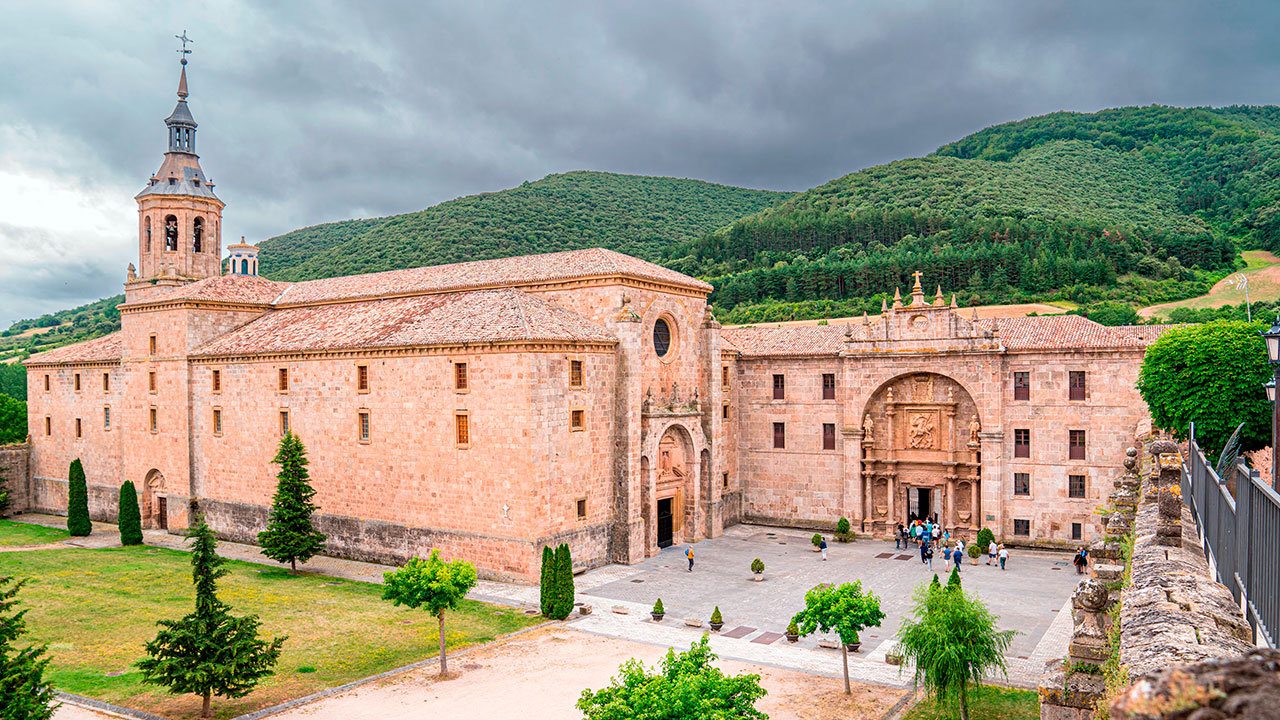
[895,518,1013,571]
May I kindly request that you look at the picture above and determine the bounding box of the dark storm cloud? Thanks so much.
[1,0,1279,326]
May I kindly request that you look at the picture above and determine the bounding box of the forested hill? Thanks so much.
[258,171,793,281]
[675,105,1280,324]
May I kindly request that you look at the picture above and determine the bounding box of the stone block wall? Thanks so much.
[0,444,30,514]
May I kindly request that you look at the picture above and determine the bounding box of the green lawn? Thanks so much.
[0,545,539,719]
[0,519,69,546]
[903,684,1039,720]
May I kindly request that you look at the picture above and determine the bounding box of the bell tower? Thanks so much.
[126,32,225,303]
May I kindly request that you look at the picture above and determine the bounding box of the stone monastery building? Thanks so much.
[23,63,1167,581]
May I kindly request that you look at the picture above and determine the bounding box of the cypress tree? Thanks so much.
[66,458,91,536]
[138,514,286,718]
[947,566,962,590]
[929,574,941,592]
[0,575,57,719]
[257,432,326,574]
[118,481,143,546]
[539,545,554,617]
[548,543,575,620]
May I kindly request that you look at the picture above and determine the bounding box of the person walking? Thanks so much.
[1073,547,1088,574]
[987,539,998,566]
[953,539,964,573]
[998,544,1009,571]
[819,537,828,561]
[895,523,904,550]
[685,545,694,572]
[943,542,953,565]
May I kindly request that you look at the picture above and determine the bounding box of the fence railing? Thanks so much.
[1184,422,1278,648]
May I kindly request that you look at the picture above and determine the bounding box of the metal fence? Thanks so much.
[1183,422,1278,648]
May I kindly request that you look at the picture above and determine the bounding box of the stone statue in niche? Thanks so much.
[126,263,137,281]
[968,416,981,445]
[908,413,935,449]
[643,387,654,413]
[669,382,680,407]
[862,414,874,443]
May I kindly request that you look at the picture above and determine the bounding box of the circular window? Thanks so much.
[653,318,672,358]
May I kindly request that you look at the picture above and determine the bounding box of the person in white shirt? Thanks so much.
[998,545,1010,570]
[987,540,998,565]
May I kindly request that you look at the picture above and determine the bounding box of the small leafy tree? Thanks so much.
[258,433,326,574]
[577,635,767,719]
[66,459,90,536]
[895,581,1016,720]
[0,394,26,445]
[791,581,885,694]
[0,576,57,719]
[138,515,286,717]
[539,545,553,617]
[118,481,143,546]
[750,558,764,575]
[1138,320,1271,453]
[382,549,477,676]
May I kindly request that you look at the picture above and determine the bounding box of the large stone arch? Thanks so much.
[857,371,984,534]
[642,420,704,554]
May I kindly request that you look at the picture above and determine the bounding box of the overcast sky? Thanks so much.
[1,1,1277,327]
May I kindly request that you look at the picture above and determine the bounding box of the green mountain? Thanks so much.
[0,172,791,362]
[675,105,1280,324]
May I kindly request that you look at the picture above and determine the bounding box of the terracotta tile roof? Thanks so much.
[136,275,288,306]
[274,248,711,306]
[974,316,1174,350]
[191,288,615,357]
[25,332,123,365]
[720,326,847,357]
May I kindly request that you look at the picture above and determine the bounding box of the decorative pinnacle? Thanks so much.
[175,31,193,99]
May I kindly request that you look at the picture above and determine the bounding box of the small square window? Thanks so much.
[149,371,157,393]
[278,368,289,392]
[455,412,471,447]
[1069,430,1086,460]
[571,408,585,431]
[75,418,82,438]
[772,374,785,400]
[822,373,836,400]
[279,410,290,436]
[1014,429,1030,458]
[569,359,583,387]
[211,369,221,393]
[1069,371,1086,401]
[1014,519,1030,536]
[1069,474,1087,499]
[358,411,371,443]
[1013,371,1030,401]
[1071,522,1083,540]
[822,423,836,450]
[357,365,369,392]
[213,408,223,436]
[1014,472,1030,496]
[722,365,730,391]
[722,472,729,489]
[149,334,157,356]
[576,498,587,519]
[74,373,81,392]
[455,362,469,391]
[44,416,51,435]
[103,372,110,392]
[773,422,786,449]
[149,407,158,433]
[44,374,50,392]
[103,406,111,430]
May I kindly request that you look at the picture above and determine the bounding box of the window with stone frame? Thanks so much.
[455,412,471,448]
[822,373,836,400]
[149,334,157,356]
[148,371,157,393]
[772,374,785,400]
[103,372,110,392]
[43,374,49,392]
[1014,472,1030,496]
[570,359,583,388]
[1014,519,1030,536]
[44,416,51,435]
[773,422,786,449]
[1069,474,1087,498]
[211,369,221,394]
[1013,371,1030,401]
[213,408,223,436]
[823,423,836,450]
[1071,522,1083,540]
[74,373,80,392]
[357,364,369,392]
[278,367,289,393]
[1069,430,1086,460]
[1069,371,1087,401]
[455,362,469,391]
[723,472,729,489]
[75,418,82,438]
[149,407,158,433]
[722,365,730,391]
[358,411,371,443]
[103,406,111,431]
[279,410,290,436]
[571,408,585,431]
[1014,428,1030,457]
[576,498,587,520]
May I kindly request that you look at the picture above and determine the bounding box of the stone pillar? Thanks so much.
[700,310,723,540]
[1148,439,1184,547]
[977,430,1004,533]
[610,305,646,565]
[843,428,865,525]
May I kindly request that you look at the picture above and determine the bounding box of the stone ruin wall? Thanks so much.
[0,444,30,515]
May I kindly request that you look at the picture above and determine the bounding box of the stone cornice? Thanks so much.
[23,359,121,370]
[119,299,273,314]
[189,339,617,365]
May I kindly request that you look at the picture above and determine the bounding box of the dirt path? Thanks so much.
[1140,250,1280,318]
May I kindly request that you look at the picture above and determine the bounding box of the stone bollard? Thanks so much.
[1147,439,1183,547]
[1068,578,1114,668]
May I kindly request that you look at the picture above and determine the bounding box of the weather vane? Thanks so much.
[175,30,193,65]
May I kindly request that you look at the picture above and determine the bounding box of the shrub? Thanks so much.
[750,558,765,574]
[711,606,722,624]
[967,544,982,560]
[811,533,823,546]
[976,527,995,550]
[653,598,664,615]
[118,480,143,546]
[66,459,90,537]
[836,517,851,535]
[786,620,799,636]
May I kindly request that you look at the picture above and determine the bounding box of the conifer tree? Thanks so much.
[929,574,941,592]
[539,545,554,617]
[0,575,57,719]
[257,432,326,574]
[947,566,962,590]
[118,481,143,546]
[548,543,575,620]
[138,513,286,718]
[66,459,91,536]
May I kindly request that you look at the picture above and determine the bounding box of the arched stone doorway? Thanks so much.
[143,469,167,530]
[860,372,982,534]
[652,425,694,550]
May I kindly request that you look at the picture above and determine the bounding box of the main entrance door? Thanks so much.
[656,498,674,548]
[908,488,932,523]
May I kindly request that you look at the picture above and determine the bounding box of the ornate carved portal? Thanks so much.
[861,373,981,533]
[651,425,694,551]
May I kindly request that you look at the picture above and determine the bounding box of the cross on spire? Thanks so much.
[175,30,193,65]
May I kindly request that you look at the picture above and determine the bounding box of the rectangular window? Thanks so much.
[44,416,51,435]
[44,374,50,392]
[576,498,587,519]
[722,472,729,489]
[358,411,370,443]
[571,408,585,431]
[455,362,469,391]
[822,423,836,450]
[279,410,290,436]
[103,406,111,430]
[822,373,836,400]
[455,412,471,448]
[772,374,785,400]
[1069,474,1087,498]
[211,369,221,394]
[75,418,82,438]
[722,403,729,420]
[1014,472,1030,496]
[278,368,289,392]
[103,372,110,392]
[149,407,158,433]
[212,408,223,436]
[1013,371,1030,401]
[148,371,157,393]
[1069,430,1086,460]
[773,422,786,449]
[357,365,369,392]
[1014,519,1030,536]
[722,365,730,391]
[1069,371,1087,401]
[149,334,157,356]
[1014,429,1030,458]
[74,373,81,391]
[569,359,583,388]
[1071,522,1083,540]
